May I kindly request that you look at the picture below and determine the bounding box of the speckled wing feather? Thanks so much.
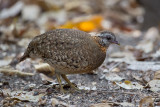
[22,29,106,74]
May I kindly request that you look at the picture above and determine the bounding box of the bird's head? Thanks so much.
[96,31,119,47]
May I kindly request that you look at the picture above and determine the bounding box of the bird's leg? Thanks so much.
[61,74,80,91]
[55,73,64,93]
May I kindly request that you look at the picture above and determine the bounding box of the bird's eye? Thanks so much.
[107,36,111,40]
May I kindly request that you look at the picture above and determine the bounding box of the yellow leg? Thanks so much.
[55,73,64,93]
[61,74,79,91]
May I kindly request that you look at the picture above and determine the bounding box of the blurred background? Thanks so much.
[0,0,160,66]
[0,0,160,106]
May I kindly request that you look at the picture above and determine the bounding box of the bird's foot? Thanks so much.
[63,83,81,93]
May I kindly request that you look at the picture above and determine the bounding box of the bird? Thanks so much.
[19,29,119,93]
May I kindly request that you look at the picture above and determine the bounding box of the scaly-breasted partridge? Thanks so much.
[19,29,119,92]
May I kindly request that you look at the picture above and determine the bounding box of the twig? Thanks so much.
[0,68,34,76]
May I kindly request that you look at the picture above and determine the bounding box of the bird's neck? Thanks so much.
[92,36,107,53]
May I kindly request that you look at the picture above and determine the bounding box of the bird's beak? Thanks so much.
[112,40,120,45]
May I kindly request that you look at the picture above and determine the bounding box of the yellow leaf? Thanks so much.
[59,15,103,32]
[77,15,103,32]
[78,21,96,32]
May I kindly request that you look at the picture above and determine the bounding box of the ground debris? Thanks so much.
[0,66,34,76]
[0,0,160,106]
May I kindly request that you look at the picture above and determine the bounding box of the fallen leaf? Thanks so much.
[6,90,45,102]
[136,40,153,53]
[116,81,143,89]
[111,67,120,72]
[148,80,160,92]
[154,70,160,79]
[51,98,69,107]
[139,96,154,107]
[105,73,124,82]
[60,15,103,32]
[78,21,96,32]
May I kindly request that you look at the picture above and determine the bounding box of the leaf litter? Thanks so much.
[0,0,160,106]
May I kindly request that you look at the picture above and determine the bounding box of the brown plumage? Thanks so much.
[19,29,119,92]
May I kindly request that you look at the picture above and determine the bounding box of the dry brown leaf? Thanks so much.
[139,96,154,107]
[22,28,40,38]
[154,70,160,80]
[2,89,44,103]
[10,90,44,102]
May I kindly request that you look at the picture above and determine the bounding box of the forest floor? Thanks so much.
[0,0,160,107]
